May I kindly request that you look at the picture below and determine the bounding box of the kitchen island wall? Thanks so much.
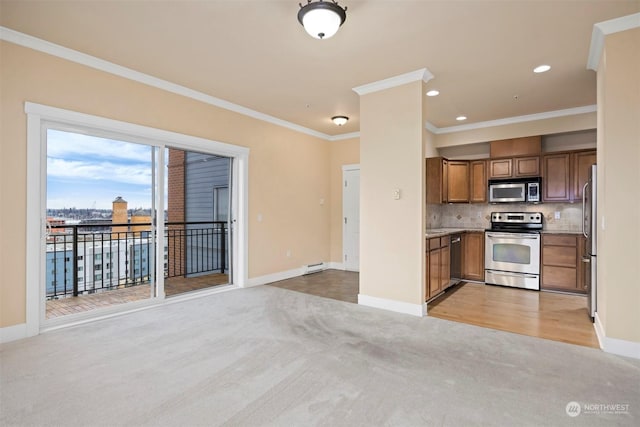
[427,203,582,232]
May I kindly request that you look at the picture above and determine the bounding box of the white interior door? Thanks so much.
[343,166,360,272]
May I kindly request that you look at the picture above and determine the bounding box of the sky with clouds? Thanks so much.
[47,129,159,210]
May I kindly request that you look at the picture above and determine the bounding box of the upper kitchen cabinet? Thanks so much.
[572,151,597,200]
[542,153,571,201]
[447,161,470,203]
[542,150,596,202]
[488,136,541,179]
[426,158,469,203]
[469,160,488,203]
[489,136,542,158]
[427,157,446,204]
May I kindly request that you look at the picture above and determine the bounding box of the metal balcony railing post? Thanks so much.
[73,225,79,297]
[220,222,226,273]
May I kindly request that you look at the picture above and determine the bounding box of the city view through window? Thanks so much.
[45,129,231,319]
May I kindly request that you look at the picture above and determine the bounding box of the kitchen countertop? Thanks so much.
[425,228,485,238]
[426,228,583,238]
[540,230,583,235]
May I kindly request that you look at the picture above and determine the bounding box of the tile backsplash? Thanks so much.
[427,202,583,232]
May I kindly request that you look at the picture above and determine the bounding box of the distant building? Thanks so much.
[45,236,166,298]
[45,197,157,298]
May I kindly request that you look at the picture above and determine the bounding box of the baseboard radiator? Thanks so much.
[303,262,326,275]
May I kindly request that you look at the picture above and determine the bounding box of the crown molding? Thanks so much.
[424,122,439,134]
[426,105,597,135]
[353,68,434,96]
[0,26,338,141]
[0,26,606,143]
[587,13,640,71]
[328,131,360,141]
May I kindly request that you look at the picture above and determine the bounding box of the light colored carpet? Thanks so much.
[1,285,639,426]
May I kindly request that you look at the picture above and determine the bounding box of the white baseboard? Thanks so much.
[327,262,345,270]
[245,267,306,287]
[358,294,425,317]
[594,312,640,359]
[0,323,27,344]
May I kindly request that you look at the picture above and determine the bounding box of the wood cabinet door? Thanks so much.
[489,158,513,179]
[541,234,585,293]
[440,244,450,291]
[514,156,540,177]
[572,150,596,201]
[442,159,449,203]
[469,160,487,203]
[429,248,441,297]
[462,232,484,281]
[490,136,541,158]
[425,252,430,301]
[447,160,470,202]
[426,157,444,204]
[542,153,571,202]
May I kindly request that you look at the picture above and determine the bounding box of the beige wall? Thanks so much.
[0,41,333,327]
[596,28,640,344]
[359,81,425,305]
[434,112,597,148]
[328,138,360,263]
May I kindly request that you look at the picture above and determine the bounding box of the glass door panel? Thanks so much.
[164,148,231,296]
[45,129,157,319]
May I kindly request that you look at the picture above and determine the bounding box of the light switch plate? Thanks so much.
[393,189,401,200]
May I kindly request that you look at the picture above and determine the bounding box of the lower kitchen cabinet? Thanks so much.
[541,234,586,294]
[462,232,484,281]
[426,236,452,300]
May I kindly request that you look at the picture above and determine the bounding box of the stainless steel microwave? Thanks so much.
[488,177,541,203]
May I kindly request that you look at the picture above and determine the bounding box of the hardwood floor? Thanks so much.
[268,269,359,303]
[267,270,598,349]
[428,282,599,348]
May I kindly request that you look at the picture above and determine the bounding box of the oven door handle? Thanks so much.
[486,233,539,240]
[486,270,538,279]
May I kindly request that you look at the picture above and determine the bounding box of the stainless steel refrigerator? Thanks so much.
[582,164,597,321]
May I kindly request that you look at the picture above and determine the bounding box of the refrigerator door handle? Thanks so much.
[582,182,589,238]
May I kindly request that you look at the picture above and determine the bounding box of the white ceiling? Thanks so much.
[1,1,638,136]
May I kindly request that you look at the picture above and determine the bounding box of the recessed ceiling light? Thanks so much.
[456,116,467,121]
[426,90,440,97]
[533,64,551,73]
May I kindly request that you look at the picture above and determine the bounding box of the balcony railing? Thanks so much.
[46,221,228,299]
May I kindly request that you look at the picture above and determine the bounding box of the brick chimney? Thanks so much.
[111,196,129,239]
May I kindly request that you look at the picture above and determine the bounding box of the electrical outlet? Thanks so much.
[286,250,291,257]
[554,211,561,220]
[393,189,401,200]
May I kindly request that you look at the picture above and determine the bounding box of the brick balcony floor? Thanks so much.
[46,273,229,319]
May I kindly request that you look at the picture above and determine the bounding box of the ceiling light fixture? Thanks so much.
[298,0,347,40]
[426,90,440,97]
[533,64,551,73]
[331,115,349,126]
[456,116,467,121]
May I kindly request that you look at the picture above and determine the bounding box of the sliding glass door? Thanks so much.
[45,128,158,319]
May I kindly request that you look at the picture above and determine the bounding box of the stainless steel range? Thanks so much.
[485,212,542,290]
